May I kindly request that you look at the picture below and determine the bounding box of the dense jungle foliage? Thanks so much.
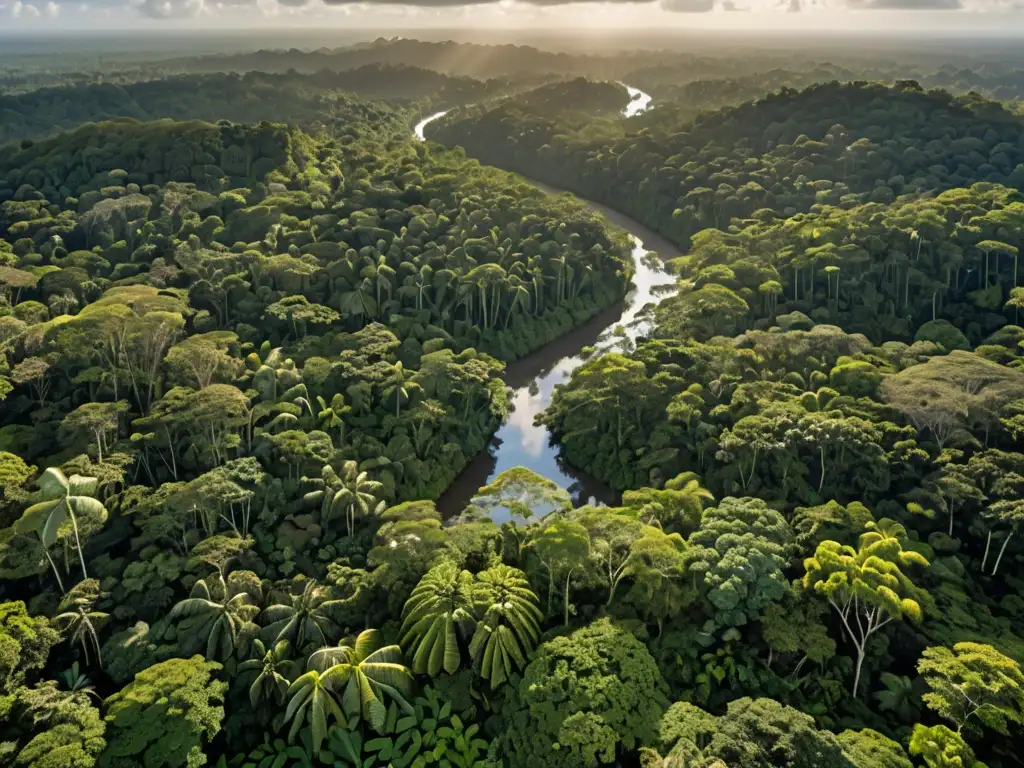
[2,36,1024,768]
[0,66,529,146]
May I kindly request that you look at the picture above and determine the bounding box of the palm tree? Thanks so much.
[286,629,413,755]
[366,255,396,319]
[284,667,346,758]
[169,572,260,661]
[15,468,107,580]
[469,565,542,688]
[400,562,476,677]
[315,394,350,446]
[382,361,412,418]
[240,638,294,709]
[307,629,414,729]
[54,579,107,668]
[261,580,343,654]
[303,464,344,527]
[503,281,531,329]
[335,461,385,539]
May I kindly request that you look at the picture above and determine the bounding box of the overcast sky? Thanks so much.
[3,0,1024,32]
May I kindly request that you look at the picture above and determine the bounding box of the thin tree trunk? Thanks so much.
[563,568,574,627]
[67,505,89,579]
[853,647,866,698]
[992,531,1014,576]
[982,530,993,572]
[44,548,66,594]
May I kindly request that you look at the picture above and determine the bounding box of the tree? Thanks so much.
[14,468,108,583]
[169,572,260,662]
[11,357,52,407]
[12,682,107,768]
[622,527,690,635]
[59,402,130,463]
[469,564,542,689]
[99,656,226,768]
[621,471,713,534]
[261,580,342,655]
[400,561,476,677]
[983,494,1024,577]
[908,724,985,768]
[526,516,591,626]
[500,617,668,768]
[0,601,60,693]
[687,497,794,629]
[289,629,413,753]
[264,296,339,339]
[918,642,1024,736]
[837,729,913,768]
[472,466,571,522]
[281,667,344,758]
[705,697,855,768]
[164,334,240,390]
[305,461,384,540]
[239,638,293,709]
[571,506,646,606]
[803,533,929,697]
[55,579,108,669]
[382,361,418,417]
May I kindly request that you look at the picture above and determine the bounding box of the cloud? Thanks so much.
[137,0,256,16]
[138,0,203,15]
[320,0,645,5]
[721,0,748,8]
[847,0,962,7]
[659,0,714,10]
[45,0,58,13]
[12,0,42,16]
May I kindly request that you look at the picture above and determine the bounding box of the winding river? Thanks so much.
[414,88,678,522]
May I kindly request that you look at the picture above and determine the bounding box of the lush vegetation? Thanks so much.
[0,66,532,146]
[3,36,1024,768]
[436,69,1024,766]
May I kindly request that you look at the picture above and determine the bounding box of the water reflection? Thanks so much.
[437,194,680,519]
[413,89,677,521]
[621,83,653,117]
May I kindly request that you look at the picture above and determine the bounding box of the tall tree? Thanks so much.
[14,469,108,582]
[99,656,225,768]
[803,533,929,697]
[54,579,108,669]
[527,517,591,626]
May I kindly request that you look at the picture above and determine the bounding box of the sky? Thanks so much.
[3,0,1024,33]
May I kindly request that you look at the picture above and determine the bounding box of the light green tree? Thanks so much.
[918,642,1024,736]
[803,532,928,697]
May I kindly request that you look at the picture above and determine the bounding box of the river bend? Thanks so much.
[414,88,678,521]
